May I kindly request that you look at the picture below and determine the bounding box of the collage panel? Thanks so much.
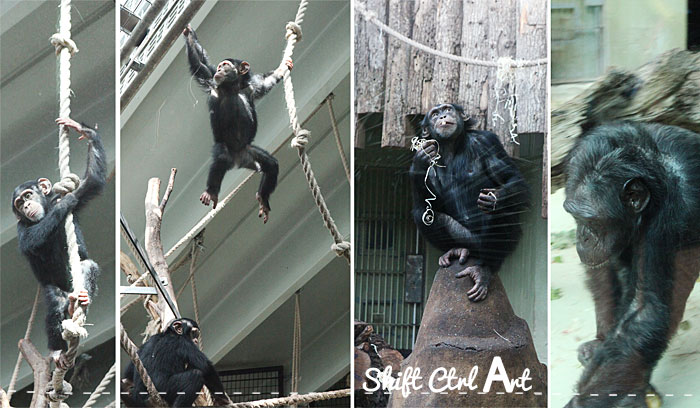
[551,1,700,407]
[1,1,116,407]
[354,0,548,407]
[119,0,350,407]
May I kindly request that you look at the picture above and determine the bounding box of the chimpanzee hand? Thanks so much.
[183,24,192,37]
[456,264,492,302]
[285,58,293,71]
[439,248,469,267]
[415,139,439,167]
[576,339,602,367]
[56,117,94,141]
[200,191,218,209]
[477,188,499,213]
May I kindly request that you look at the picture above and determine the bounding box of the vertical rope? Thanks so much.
[7,286,41,399]
[47,1,87,406]
[290,291,302,407]
[326,96,350,182]
[81,364,116,408]
[283,0,351,262]
[189,240,202,343]
[119,324,166,407]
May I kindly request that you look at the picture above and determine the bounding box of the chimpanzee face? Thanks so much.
[170,318,201,345]
[214,59,249,85]
[422,104,465,140]
[564,178,649,268]
[12,178,52,223]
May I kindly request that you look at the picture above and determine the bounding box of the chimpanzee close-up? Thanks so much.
[183,24,293,222]
[410,103,530,302]
[121,318,231,407]
[563,122,700,407]
[11,117,105,369]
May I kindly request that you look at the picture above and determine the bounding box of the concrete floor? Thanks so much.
[550,190,700,407]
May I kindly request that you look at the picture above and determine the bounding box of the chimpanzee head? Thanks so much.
[214,58,250,86]
[563,125,662,268]
[12,178,53,223]
[168,318,201,345]
[421,104,474,141]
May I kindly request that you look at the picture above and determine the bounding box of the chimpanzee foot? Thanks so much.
[50,350,71,370]
[456,265,492,302]
[200,191,218,208]
[439,248,469,267]
[577,339,602,366]
[256,193,270,224]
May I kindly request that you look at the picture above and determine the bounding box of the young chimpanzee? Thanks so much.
[12,117,105,368]
[563,122,700,408]
[122,318,232,407]
[183,24,293,223]
[410,104,529,301]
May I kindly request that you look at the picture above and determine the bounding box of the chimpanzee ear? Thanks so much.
[172,320,183,335]
[37,178,52,196]
[621,178,650,213]
[240,61,250,75]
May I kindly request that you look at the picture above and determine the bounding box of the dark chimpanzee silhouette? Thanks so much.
[410,103,529,301]
[183,24,292,223]
[12,117,105,369]
[563,122,700,408]
[122,318,232,407]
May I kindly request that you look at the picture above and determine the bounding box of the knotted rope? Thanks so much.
[282,0,351,262]
[49,1,89,406]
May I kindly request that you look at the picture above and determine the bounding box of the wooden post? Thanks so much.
[355,0,387,114]
[18,340,51,408]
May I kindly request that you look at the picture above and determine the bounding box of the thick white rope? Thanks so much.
[355,1,547,68]
[7,286,41,399]
[283,0,351,262]
[228,389,351,408]
[81,364,116,408]
[49,1,87,406]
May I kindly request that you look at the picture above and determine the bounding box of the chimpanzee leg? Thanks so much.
[240,144,278,223]
[81,259,100,302]
[165,370,205,407]
[44,285,69,352]
[202,143,234,208]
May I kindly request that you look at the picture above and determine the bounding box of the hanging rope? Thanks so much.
[326,95,350,182]
[7,286,40,399]
[48,1,89,406]
[228,389,351,408]
[355,1,547,68]
[119,324,166,407]
[282,0,351,262]
[188,236,203,336]
[81,364,116,408]
[290,291,301,406]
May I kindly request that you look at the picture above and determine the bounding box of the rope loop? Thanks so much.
[52,173,81,195]
[50,33,79,56]
[47,380,72,403]
[285,21,303,42]
[61,307,88,340]
[331,241,351,257]
[290,129,311,148]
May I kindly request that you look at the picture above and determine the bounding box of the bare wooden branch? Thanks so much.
[1,387,11,408]
[18,339,50,408]
[120,251,141,284]
[159,168,177,212]
[551,49,700,191]
[144,177,179,331]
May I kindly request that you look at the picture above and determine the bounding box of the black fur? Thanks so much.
[563,122,700,407]
[122,318,228,407]
[12,123,105,353]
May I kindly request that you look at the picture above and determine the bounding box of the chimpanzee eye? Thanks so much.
[24,192,31,199]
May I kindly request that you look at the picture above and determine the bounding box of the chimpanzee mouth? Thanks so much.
[438,121,455,127]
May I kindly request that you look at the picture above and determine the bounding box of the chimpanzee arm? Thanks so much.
[17,193,78,254]
[481,132,529,211]
[183,26,216,90]
[249,66,288,100]
[73,124,106,212]
[183,341,226,395]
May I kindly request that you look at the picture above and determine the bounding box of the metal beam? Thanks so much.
[120,0,168,65]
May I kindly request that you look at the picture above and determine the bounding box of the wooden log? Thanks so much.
[406,0,438,114]
[428,0,463,105]
[459,0,493,130]
[514,0,547,134]
[551,49,700,191]
[388,262,547,407]
[18,339,50,408]
[120,251,140,284]
[355,0,388,114]
[382,0,414,148]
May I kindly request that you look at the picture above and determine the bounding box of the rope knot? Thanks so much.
[52,174,81,196]
[331,241,351,257]
[61,307,88,340]
[46,381,72,402]
[285,21,303,42]
[50,34,79,56]
[291,129,311,148]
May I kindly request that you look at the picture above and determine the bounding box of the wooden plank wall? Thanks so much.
[355,0,547,154]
